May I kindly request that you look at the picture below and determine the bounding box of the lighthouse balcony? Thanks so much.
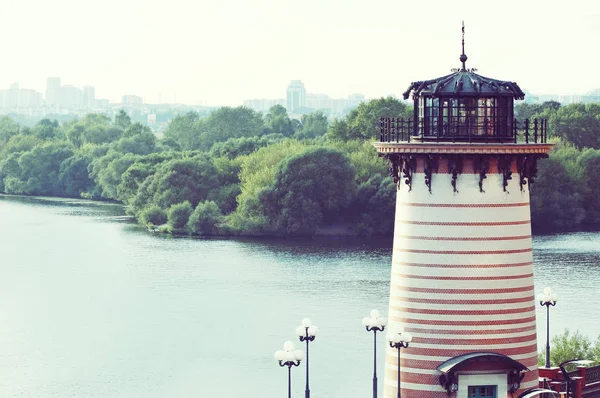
[378,117,548,144]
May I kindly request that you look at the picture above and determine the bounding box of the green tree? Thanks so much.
[515,101,561,120]
[197,106,265,150]
[94,153,141,199]
[260,147,356,235]
[551,103,600,149]
[114,132,156,155]
[66,125,85,148]
[538,329,594,367]
[231,139,310,232]
[128,175,155,215]
[0,134,39,158]
[209,134,284,159]
[14,142,74,195]
[188,200,222,235]
[58,155,95,197]
[264,105,294,136]
[139,205,167,226]
[147,156,220,208]
[163,111,201,150]
[0,116,20,143]
[117,162,155,203]
[326,119,350,142]
[530,157,585,231]
[123,122,150,138]
[32,119,61,140]
[582,156,600,223]
[296,111,328,139]
[0,152,23,193]
[83,126,123,145]
[115,110,132,129]
[328,97,410,141]
[167,201,193,232]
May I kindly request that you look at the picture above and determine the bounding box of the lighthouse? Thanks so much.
[374,28,552,398]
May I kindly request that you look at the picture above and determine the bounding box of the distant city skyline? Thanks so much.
[4,75,600,115]
[0,0,599,106]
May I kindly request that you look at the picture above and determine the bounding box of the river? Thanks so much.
[0,195,599,398]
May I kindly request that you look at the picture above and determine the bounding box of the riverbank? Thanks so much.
[3,193,600,238]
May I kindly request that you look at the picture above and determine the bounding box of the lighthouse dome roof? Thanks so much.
[402,69,525,100]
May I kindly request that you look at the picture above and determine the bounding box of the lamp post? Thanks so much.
[387,325,412,398]
[296,318,318,398]
[363,309,387,398]
[538,287,558,368]
[275,341,304,398]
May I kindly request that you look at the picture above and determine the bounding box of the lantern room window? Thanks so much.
[417,96,513,140]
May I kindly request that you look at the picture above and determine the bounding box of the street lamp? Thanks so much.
[363,309,387,398]
[275,341,304,398]
[538,286,558,368]
[296,318,318,398]
[387,324,412,398]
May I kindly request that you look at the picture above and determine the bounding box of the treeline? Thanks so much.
[0,99,408,236]
[0,98,599,235]
[516,102,600,230]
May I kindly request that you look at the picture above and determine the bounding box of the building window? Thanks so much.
[468,385,497,397]
[417,96,513,139]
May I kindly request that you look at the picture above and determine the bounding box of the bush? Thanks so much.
[139,205,167,226]
[188,201,222,235]
[538,329,598,367]
[167,201,193,232]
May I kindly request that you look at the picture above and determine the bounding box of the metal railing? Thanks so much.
[585,365,600,384]
[378,117,548,144]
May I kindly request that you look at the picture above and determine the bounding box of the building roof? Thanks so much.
[402,69,525,100]
[437,352,529,374]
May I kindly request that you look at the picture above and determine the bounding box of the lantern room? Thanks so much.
[403,66,524,142]
[382,25,547,144]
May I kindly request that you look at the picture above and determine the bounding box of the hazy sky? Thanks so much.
[1,0,599,105]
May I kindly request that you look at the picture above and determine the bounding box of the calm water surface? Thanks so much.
[0,195,599,398]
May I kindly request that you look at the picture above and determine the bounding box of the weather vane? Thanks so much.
[460,21,468,70]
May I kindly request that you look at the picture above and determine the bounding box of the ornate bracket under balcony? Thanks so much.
[448,155,463,193]
[474,155,489,193]
[498,155,513,193]
[401,156,416,191]
[386,154,416,191]
[517,154,548,192]
[379,149,551,193]
[424,155,438,193]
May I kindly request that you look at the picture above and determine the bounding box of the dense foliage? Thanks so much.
[1,98,600,236]
[538,329,600,367]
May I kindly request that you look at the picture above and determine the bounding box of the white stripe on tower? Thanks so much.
[383,171,538,398]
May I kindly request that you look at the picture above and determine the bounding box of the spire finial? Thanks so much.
[460,21,468,70]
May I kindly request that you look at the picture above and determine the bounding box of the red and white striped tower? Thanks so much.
[374,31,552,398]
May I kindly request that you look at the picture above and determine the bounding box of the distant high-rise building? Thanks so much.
[122,95,143,105]
[45,77,61,107]
[60,85,82,108]
[243,98,285,112]
[82,86,96,108]
[0,83,42,109]
[18,89,43,108]
[305,93,331,110]
[286,80,306,112]
[8,83,19,108]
